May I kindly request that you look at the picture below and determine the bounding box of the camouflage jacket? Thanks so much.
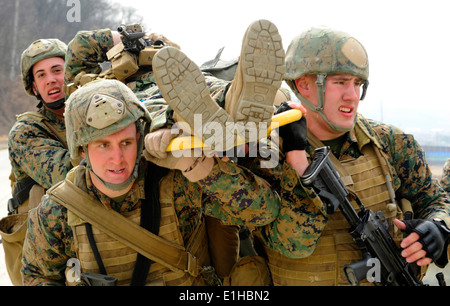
[65,28,116,86]
[255,114,450,258]
[22,158,280,286]
[8,107,73,189]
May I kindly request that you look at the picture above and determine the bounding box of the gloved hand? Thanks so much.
[147,33,181,49]
[275,102,308,152]
[143,149,215,182]
[400,218,450,266]
[144,128,180,159]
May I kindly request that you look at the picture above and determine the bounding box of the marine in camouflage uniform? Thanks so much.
[21,79,280,286]
[0,39,78,286]
[441,158,450,193]
[9,39,75,212]
[255,27,450,286]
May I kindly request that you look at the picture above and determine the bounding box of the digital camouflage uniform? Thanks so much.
[441,158,450,193]
[21,79,281,286]
[9,107,72,191]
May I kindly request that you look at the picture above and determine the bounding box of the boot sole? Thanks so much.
[153,47,240,151]
[234,19,285,124]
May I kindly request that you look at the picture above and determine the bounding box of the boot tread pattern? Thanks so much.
[153,47,239,151]
[236,19,285,122]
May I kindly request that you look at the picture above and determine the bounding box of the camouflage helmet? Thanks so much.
[21,39,67,96]
[285,26,369,82]
[284,27,369,133]
[65,79,150,162]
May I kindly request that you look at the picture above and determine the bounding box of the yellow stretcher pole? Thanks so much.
[166,109,302,152]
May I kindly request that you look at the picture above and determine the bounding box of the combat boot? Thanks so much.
[152,46,242,152]
[225,19,286,137]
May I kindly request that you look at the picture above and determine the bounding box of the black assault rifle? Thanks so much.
[300,146,423,286]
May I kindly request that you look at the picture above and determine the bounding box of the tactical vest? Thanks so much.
[60,168,210,286]
[264,119,406,286]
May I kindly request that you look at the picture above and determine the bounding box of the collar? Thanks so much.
[85,162,146,213]
[354,113,383,151]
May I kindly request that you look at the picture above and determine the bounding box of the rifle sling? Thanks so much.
[84,223,107,275]
[83,174,156,285]
[48,179,200,277]
[130,162,163,286]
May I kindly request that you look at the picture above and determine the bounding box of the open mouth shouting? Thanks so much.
[47,87,63,99]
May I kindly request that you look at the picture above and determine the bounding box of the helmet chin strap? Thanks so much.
[33,84,65,110]
[292,74,356,134]
[36,95,66,110]
[43,97,66,110]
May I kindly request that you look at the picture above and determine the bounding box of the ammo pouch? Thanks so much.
[222,227,271,286]
[223,255,272,286]
[107,43,139,82]
[0,213,28,286]
[106,42,164,82]
[65,43,164,96]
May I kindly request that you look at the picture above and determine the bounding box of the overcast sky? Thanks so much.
[115,0,450,135]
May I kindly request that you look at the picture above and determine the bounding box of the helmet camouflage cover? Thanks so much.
[65,79,150,162]
[21,38,67,96]
[284,27,369,133]
[284,26,369,82]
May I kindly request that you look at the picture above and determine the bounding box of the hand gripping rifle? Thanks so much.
[300,146,423,286]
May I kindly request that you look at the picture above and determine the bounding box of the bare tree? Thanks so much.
[0,0,144,135]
